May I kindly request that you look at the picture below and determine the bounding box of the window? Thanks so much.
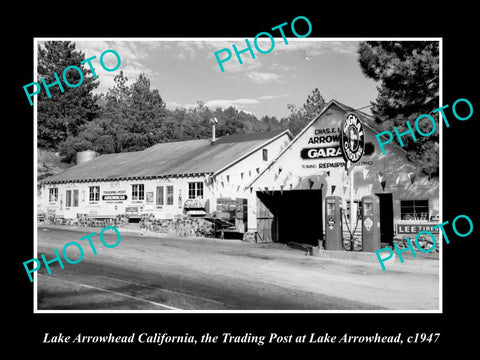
[66,190,79,207]
[156,186,164,206]
[156,186,174,205]
[89,186,100,201]
[364,142,375,156]
[166,185,174,205]
[262,148,268,161]
[400,200,429,220]
[188,182,203,199]
[132,184,145,200]
[73,190,79,207]
[49,188,58,202]
[188,183,195,199]
[66,190,72,207]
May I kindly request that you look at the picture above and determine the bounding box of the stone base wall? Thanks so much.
[339,235,439,253]
[40,214,128,228]
[140,215,215,238]
[242,231,257,243]
[40,214,220,239]
[393,235,439,253]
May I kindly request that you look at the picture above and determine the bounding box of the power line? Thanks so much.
[353,104,372,111]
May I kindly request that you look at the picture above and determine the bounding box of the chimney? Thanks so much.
[76,150,98,164]
[210,117,218,144]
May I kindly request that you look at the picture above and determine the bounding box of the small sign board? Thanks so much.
[102,195,127,201]
[364,217,373,231]
[396,224,439,234]
[125,207,139,216]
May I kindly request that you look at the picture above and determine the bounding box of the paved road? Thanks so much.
[34,226,439,311]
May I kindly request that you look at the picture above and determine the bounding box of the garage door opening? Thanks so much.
[375,192,394,246]
[256,190,323,246]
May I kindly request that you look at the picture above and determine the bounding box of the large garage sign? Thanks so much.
[300,127,342,159]
[300,146,342,159]
[340,113,365,163]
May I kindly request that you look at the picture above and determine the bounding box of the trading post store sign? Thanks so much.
[102,189,127,204]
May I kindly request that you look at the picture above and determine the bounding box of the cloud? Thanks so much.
[269,63,293,72]
[205,98,260,107]
[167,94,291,116]
[176,42,197,60]
[246,71,283,84]
[273,39,360,57]
[151,40,261,74]
[165,100,185,109]
[154,39,357,75]
[166,98,260,113]
[220,56,262,74]
[258,94,289,100]
[173,41,220,60]
[73,40,156,94]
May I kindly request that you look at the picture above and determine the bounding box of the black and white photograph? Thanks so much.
[32,37,442,312]
[12,7,479,355]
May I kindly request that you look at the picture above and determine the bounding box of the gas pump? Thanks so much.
[324,196,343,250]
[361,195,381,252]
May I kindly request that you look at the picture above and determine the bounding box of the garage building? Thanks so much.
[38,99,439,246]
[246,99,439,247]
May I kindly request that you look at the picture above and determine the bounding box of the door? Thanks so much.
[279,190,323,245]
[375,193,394,246]
[256,192,278,243]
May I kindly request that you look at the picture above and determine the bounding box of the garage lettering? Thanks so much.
[309,147,342,158]
[301,146,342,159]
[376,97,473,154]
[23,226,121,282]
[23,49,121,106]
[214,16,312,72]
[376,214,473,271]
[308,134,340,144]
[314,127,339,135]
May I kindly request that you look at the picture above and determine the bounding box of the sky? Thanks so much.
[52,38,380,120]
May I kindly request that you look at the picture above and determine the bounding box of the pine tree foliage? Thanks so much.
[358,41,439,177]
[37,41,99,149]
[284,88,327,136]
[57,84,330,163]
[37,41,328,164]
[303,88,326,119]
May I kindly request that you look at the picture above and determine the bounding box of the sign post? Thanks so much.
[349,161,354,236]
[340,112,365,250]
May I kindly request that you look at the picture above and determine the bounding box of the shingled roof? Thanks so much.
[41,130,291,184]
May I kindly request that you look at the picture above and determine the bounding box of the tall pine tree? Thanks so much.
[358,41,439,176]
[37,41,99,149]
[303,88,326,119]
[284,88,327,135]
[58,72,168,161]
